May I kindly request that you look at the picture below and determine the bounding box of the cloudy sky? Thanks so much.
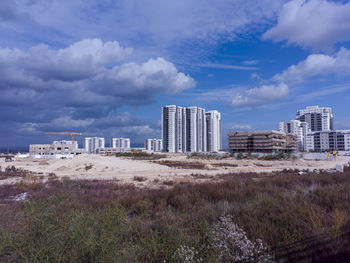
[1,0,350,148]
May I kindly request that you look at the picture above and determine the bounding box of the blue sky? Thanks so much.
[1,0,350,148]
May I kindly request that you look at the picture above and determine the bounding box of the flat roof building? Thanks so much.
[29,140,84,158]
[228,130,297,153]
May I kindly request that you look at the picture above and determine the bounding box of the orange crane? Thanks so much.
[45,132,83,143]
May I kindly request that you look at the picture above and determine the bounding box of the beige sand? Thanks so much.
[1,154,349,187]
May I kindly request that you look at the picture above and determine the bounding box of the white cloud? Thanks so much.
[199,63,258,71]
[242,60,259,65]
[0,38,195,107]
[230,83,289,107]
[274,47,350,83]
[0,0,286,65]
[263,0,350,51]
[50,116,95,129]
[230,124,252,131]
[97,58,195,96]
[27,39,131,81]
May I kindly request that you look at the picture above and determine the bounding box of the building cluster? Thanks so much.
[29,137,132,158]
[279,106,350,152]
[85,137,131,154]
[229,105,349,153]
[28,105,349,158]
[161,105,222,153]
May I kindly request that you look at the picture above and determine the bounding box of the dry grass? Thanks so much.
[1,169,350,262]
[154,160,209,169]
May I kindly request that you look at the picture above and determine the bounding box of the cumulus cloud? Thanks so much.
[0,38,195,145]
[274,47,350,82]
[95,58,195,97]
[263,0,350,51]
[0,38,194,105]
[230,83,289,107]
[0,39,132,81]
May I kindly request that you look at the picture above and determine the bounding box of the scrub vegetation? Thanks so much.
[1,168,350,262]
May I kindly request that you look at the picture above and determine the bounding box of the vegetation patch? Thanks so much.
[133,176,147,182]
[115,152,166,160]
[187,152,227,160]
[0,166,31,180]
[1,170,350,262]
[84,164,93,171]
[154,160,209,169]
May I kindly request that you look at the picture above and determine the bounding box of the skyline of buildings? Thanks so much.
[280,105,350,152]
[161,105,222,153]
[26,105,350,157]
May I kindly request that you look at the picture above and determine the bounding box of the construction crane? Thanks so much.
[45,132,83,143]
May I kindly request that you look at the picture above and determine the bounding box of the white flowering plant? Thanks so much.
[210,215,274,263]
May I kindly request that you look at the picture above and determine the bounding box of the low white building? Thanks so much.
[111,138,130,150]
[145,139,162,152]
[85,137,105,153]
[305,130,350,152]
[29,140,84,158]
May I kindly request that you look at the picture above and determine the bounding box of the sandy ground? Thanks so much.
[1,154,350,187]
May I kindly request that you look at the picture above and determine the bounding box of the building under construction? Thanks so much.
[29,140,84,158]
[228,130,297,153]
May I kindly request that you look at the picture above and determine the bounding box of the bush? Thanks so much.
[115,152,166,160]
[133,176,147,182]
[210,215,272,262]
[84,164,93,170]
[0,166,29,178]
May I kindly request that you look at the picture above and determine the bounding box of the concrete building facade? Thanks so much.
[145,139,162,152]
[305,130,350,152]
[296,106,333,132]
[29,140,83,158]
[161,105,186,153]
[162,105,219,153]
[228,130,297,153]
[279,120,309,151]
[84,137,105,153]
[206,110,222,152]
[111,138,130,150]
[185,107,206,152]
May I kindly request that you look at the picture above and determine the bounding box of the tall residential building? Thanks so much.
[279,120,309,151]
[161,105,220,153]
[296,106,333,132]
[206,110,222,152]
[145,139,162,152]
[161,105,186,153]
[111,138,130,149]
[305,130,350,152]
[85,137,105,153]
[185,107,206,152]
